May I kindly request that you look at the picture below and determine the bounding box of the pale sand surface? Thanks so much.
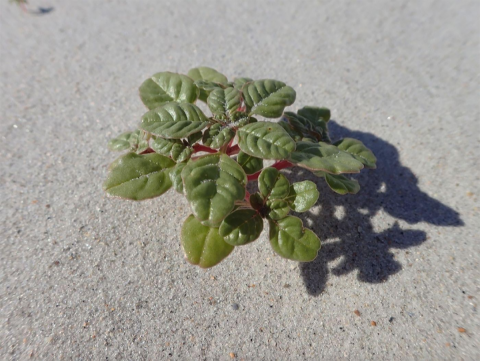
[1,1,479,359]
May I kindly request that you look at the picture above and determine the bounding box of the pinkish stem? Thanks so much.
[226,144,240,155]
[193,144,218,154]
[247,160,293,181]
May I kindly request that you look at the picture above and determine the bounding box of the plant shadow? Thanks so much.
[29,7,54,15]
[287,121,463,296]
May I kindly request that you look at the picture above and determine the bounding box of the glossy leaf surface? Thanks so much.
[283,111,330,142]
[269,216,320,261]
[169,162,187,193]
[103,153,174,200]
[318,172,360,195]
[236,151,263,175]
[182,154,247,227]
[298,106,331,123]
[139,72,198,110]
[266,199,290,220]
[140,102,209,139]
[187,131,203,145]
[334,138,377,168]
[108,130,140,151]
[243,80,296,118]
[289,141,364,174]
[207,87,242,120]
[188,67,228,101]
[232,77,253,90]
[258,167,290,200]
[150,137,192,162]
[202,123,235,149]
[181,215,234,268]
[237,122,295,160]
[219,209,263,246]
[285,181,319,212]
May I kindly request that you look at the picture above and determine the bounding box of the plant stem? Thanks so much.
[226,144,240,155]
[193,144,217,154]
[245,189,251,201]
[247,160,293,181]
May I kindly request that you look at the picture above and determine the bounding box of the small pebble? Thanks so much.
[354,310,361,316]
[229,352,236,358]
[389,317,395,323]
[371,321,377,326]
[232,303,239,310]
[458,327,466,333]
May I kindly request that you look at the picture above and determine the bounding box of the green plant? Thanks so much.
[103,67,377,268]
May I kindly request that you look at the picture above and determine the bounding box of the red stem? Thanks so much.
[272,160,293,170]
[139,148,155,154]
[226,144,240,155]
[247,160,293,181]
[193,144,218,154]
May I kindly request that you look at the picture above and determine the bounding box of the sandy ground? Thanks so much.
[1,0,479,360]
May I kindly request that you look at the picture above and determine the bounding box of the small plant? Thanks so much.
[103,67,376,268]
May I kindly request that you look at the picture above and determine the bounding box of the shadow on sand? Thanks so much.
[30,7,54,15]
[288,121,463,296]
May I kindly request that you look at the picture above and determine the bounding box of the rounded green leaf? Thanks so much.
[108,130,140,151]
[103,153,174,200]
[258,167,290,200]
[150,137,192,162]
[202,123,235,149]
[188,67,229,102]
[171,143,193,162]
[181,214,234,268]
[243,80,296,118]
[232,77,253,90]
[169,162,187,193]
[289,141,364,174]
[236,151,263,175]
[188,67,228,84]
[140,102,209,139]
[194,80,225,92]
[298,106,331,123]
[237,122,296,160]
[279,121,304,141]
[268,216,320,262]
[187,131,203,145]
[283,112,312,132]
[285,181,319,212]
[139,72,199,110]
[334,138,377,168]
[249,193,264,211]
[219,209,263,246]
[283,111,330,142]
[207,87,242,120]
[266,199,290,220]
[181,154,247,227]
[150,137,178,156]
[318,172,360,195]
[135,132,151,154]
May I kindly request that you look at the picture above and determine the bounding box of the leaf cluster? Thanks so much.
[104,67,377,268]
